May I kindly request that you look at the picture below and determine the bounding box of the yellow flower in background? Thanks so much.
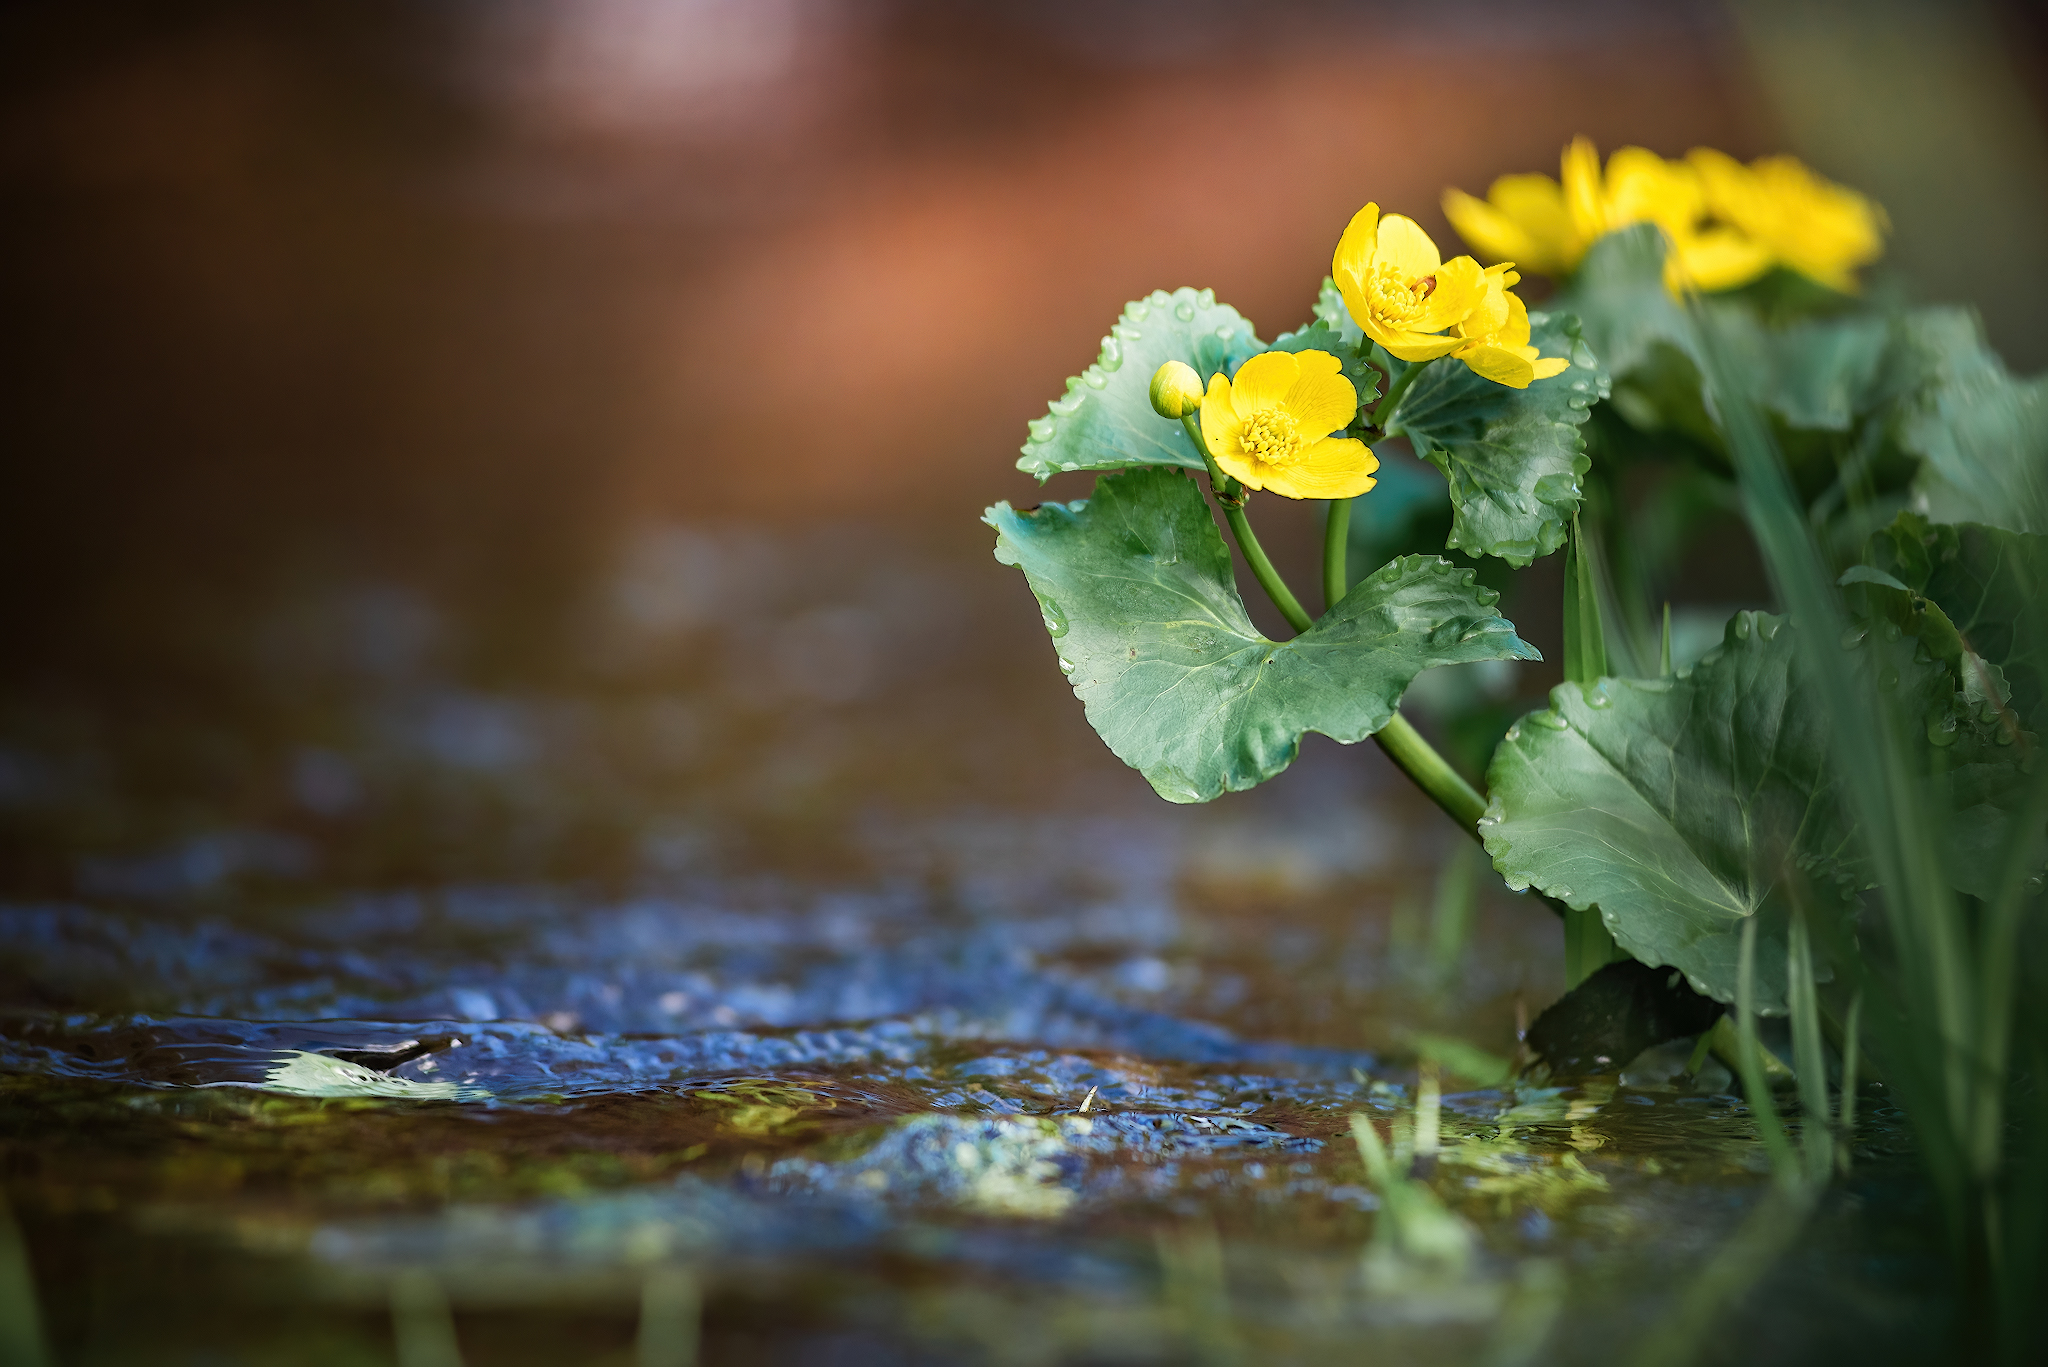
[1441,173,1579,277]
[1333,205,1488,362]
[1688,149,1886,292]
[1450,264,1571,389]
[1199,350,1378,500]
[1444,138,1771,293]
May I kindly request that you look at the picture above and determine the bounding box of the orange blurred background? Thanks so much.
[3,0,2044,741]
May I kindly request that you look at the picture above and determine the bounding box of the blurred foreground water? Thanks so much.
[0,515,1947,1365]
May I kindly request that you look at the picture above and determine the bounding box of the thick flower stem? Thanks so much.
[1223,505,1313,634]
[1373,714,1487,834]
[1323,499,1351,611]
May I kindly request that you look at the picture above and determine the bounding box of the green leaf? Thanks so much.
[1312,276,1365,349]
[987,467,1540,803]
[1891,309,2048,534]
[1481,612,1865,1010]
[1555,224,1693,381]
[1016,288,1263,480]
[1863,512,2047,726]
[1854,514,2048,899]
[1387,312,1608,566]
[1561,226,1889,433]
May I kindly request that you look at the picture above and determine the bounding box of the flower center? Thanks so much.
[1238,408,1301,467]
[1367,266,1436,325]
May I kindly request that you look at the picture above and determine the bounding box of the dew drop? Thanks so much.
[1585,684,1613,708]
[1197,288,1216,308]
[1926,711,1959,747]
[1098,338,1123,372]
[1084,371,1109,390]
[1174,301,1196,322]
[1128,301,1151,320]
[1028,417,1057,444]
[1839,625,1868,649]
[1733,615,1752,640]
[1879,667,1900,690]
[1882,621,1902,643]
[1531,711,1570,730]
[1757,617,1782,640]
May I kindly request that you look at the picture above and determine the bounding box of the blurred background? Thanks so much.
[6,4,2048,1360]
[3,0,2047,981]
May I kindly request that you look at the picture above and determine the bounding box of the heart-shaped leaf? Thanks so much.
[1481,613,1871,1010]
[987,467,1539,803]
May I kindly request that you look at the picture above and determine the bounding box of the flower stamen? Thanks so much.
[1237,410,1302,469]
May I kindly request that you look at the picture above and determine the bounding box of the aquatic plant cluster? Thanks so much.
[990,141,2048,1352]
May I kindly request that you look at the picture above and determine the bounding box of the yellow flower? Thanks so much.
[1332,204,1488,362]
[1450,264,1571,389]
[1444,137,1771,293]
[1199,350,1378,500]
[1688,149,1886,292]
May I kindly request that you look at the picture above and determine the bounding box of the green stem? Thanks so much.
[1223,503,1312,633]
[1323,499,1352,611]
[1374,714,1486,833]
[1183,405,1488,852]
[1182,413,1312,633]
[1367,359,1424,434]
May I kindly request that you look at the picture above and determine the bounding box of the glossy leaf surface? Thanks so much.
[1016,288,1263,480]
[1386,312,1607,566]
[988,468,1539,803]
[1482,613,1863,1009]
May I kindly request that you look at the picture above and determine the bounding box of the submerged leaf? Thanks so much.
[1386,312,1608,566]
[1016,288,1263,480]
[987,467,1539,803]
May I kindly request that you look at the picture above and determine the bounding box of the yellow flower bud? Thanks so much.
[1149,360,1204,419]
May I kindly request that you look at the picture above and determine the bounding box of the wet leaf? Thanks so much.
[1481,613,1872,1009]
[987,467,1539,803]
[1016,288,1263,480]
[1385,312,1607,566]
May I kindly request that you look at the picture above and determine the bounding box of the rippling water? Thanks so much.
[0,520,1947,1366]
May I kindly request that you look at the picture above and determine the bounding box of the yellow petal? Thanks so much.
[1606,147,1701,232]
[1375,213,1443,282]
[1227,350,1300,419]
[1283,351,1360,437]
[1455,270,1512,341]
[1561,136,1605,242]
[1490,173,1579,274]
[1376,328,1467,364]
[1261,437,1380,500]
[1414,254,1486,333]
[1442,187,1537,266]
[1199,372,1239,461]
[1210,446,1263,491]
[1529,356,1571,381]
[1459,345,1537,389]
[1333,202,1381,301]
[1667,226,1771,293]
[1499,291,1534,349]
